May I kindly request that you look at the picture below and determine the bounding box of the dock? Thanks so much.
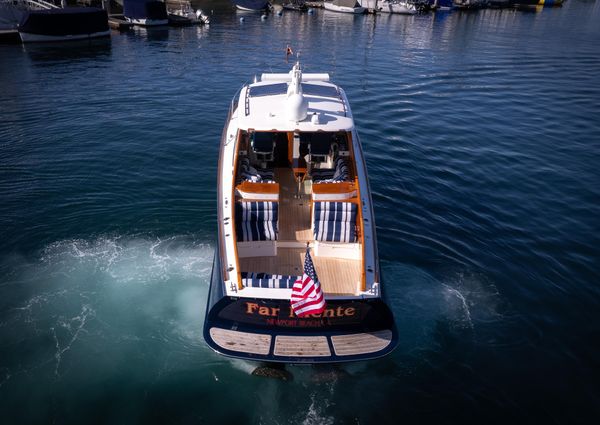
[108,15,134,31]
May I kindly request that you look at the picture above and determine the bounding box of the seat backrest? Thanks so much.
[236,201,279,241]
[241,272,298,289]
[313,201,357,243]
[251,132,275,154]
[332,157,350,181]
[309,133,333,156]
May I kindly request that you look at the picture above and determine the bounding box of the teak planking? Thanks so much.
[239,247,360,295]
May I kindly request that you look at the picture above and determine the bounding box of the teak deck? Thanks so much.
[239,247,360,295]
[277,168,313,242]
[238,167,361,295]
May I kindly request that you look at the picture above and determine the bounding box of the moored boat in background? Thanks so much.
[377,0,418,14]
[324,0,366,14]
[18,7,109,43]
[124,0,168,26]
[453,0,486,9]
[513,0,563,8]
[435,0,455,10]
[166,0,210,24]
[282,0,308,12]
[232,0,271,11]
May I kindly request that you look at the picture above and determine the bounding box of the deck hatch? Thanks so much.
[301,84,340,98]
[249,83,288,97]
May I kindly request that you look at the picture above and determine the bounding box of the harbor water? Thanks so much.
[1,2,600,423]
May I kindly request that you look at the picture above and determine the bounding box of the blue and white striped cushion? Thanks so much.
[238,158,275,184]
[236,201,279,241]
[241,272,299,289]
[313,157,349,183]
[313,201,358,243]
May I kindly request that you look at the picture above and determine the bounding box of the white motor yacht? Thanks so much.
[203,62,398,363]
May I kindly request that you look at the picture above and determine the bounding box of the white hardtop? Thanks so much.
[233,63,355,133]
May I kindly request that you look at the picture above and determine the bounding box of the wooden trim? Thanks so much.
[236,181,280,196]
[235,199,280,204]
[231,130,243,290]
[311,181,356,195]
[287,131,294,165]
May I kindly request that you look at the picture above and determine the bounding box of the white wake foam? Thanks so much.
[1,235,215,384]
[383,261,504,351]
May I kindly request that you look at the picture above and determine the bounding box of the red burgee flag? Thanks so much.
[291,247,326,317]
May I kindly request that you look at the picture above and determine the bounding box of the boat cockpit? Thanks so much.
[232,129,365,296]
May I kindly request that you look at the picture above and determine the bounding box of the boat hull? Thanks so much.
[204,246,398,364]
[233,0,270,11]
[377,1,418,14]
[126,17,168,26]
[123,0,169,25]
[18,7,110,43]
[323,3,366,13]
[19,30,110,43]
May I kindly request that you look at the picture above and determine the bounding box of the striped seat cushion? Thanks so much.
[313,157,349,183]
[241,272,299,289]
[238,158,275,184]
[236,201,278,241]
[313,201,358,243]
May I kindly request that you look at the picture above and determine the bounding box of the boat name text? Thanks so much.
[245,302,356,318]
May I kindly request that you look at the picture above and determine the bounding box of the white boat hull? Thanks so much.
[19,29,110,43]
[168,10,209,24]
[323,3,366,13]
[126,17,168,26]
[377,1,418,14]
[236,5,268,11]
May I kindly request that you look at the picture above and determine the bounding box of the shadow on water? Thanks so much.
[22,37,112,65]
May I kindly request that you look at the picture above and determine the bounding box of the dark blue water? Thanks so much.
[2,2,600,424]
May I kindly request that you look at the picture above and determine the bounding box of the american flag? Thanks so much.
[291,248,326,317]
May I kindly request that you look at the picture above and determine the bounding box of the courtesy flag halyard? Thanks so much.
[291,247,326,317]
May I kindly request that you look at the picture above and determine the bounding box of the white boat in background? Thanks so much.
[232,0,271,11]
[167,0,209,24]
[323,0,366,14]
[377,0,418,14]
[124,0,168,26]
[203,62,398,364]
[453,0,486,9]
